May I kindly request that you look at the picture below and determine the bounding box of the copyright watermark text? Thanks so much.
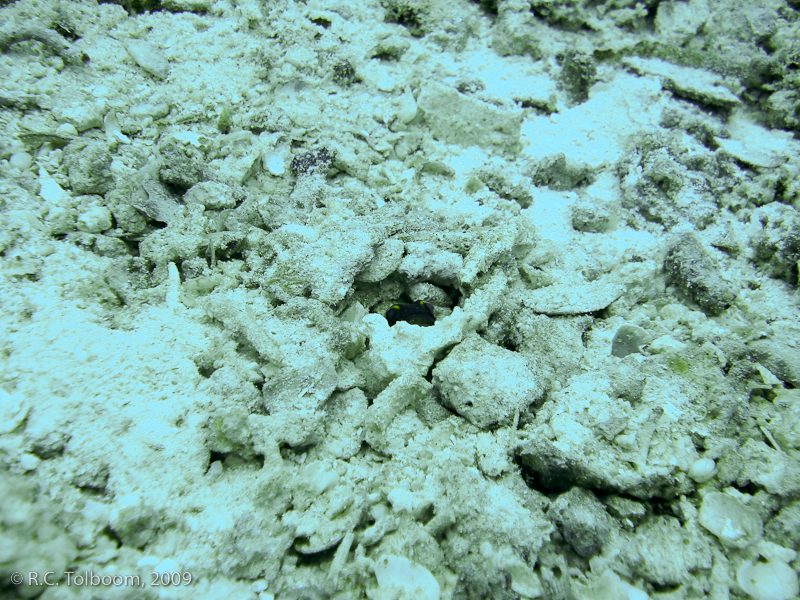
[9,570,194,588]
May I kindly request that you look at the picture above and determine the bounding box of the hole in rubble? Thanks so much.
[293,542,338,567]
[514,456,575,495]
[206,450,264,472]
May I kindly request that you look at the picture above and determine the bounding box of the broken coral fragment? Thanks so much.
[374,555,440,600]
[433,333,544,429]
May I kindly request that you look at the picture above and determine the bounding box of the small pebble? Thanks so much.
[77,206,112,233]
[55,122,78,137]
[9,152,33,170]
[18,453,40,471]
[264,151,285,176]
[397,88,418,124]
[689,457,716,483]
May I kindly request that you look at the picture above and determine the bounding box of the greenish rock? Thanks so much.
[217,106,233,134]
[571,200,613,233]
[618,138,718,229]
[408,282,452,307]
[750,203,800,285]
[64,139,115,195]
[737,439,800,496]
[608,360,646,403]
[331,59,357,86]
[623,515,712,586]
[664,233,736,316]
[558,50,597,106]
[382,0,428,37]
[491,10,542,58]
[747,339,800,387]
[668,355,690,374]
[110,505,160,549]
[532,153,590,191]
[603,495,647,524]
[0,473,78,598]
[477,169,534,208]
[355,239,404,283]
[549,487,616,558]
[765,89,800,132]
[417,82,523,152]
[419,161,454,177]
[158,135,207,188]
[765,501,800,551]
[611,325,650,358]
[371,37,411,61]
[399,241,463,285]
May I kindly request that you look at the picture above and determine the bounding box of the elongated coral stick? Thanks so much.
[0,24,88,65]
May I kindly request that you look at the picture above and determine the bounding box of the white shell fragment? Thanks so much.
[123,39,169,79]
[104,111,131,145]
[264,149,286,176]
[0,389,29,434]
[698,492,762,549]
[396,88,418,124]
[37,165,70,205]
[520,280,625,315]
[737,560,799,600]
[622,56,741,108]
[714,113,796,168]
[374,555,440,600]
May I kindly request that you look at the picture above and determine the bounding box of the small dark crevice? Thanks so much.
[293,541,338,566]
[471,0,498,17]
[310,17,331,28]
[102,525,123,548]
[514,455,575,495]
[279,443,314,462]
[161,180,191,198]
[419,504,436,525]
[98,0,163,15]
[206,450,264,472]
[208,450,227,468]
[196,364,216,378]
[499,338,519,352]
[53,23,80,42]
[372,49,404,62]
[735,482,765,496]
[651,583,682,594]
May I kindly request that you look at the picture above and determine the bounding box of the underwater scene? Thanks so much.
[1,0,800,598]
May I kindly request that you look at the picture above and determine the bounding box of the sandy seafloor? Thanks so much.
[2,0,800,598]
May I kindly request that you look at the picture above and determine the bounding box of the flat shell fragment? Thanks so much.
[129,178,182,224]
[623,57,741,109]
[0,389,29,434]
[417,82,523,152]
[123,39,169,79]
[520,280,625,315]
